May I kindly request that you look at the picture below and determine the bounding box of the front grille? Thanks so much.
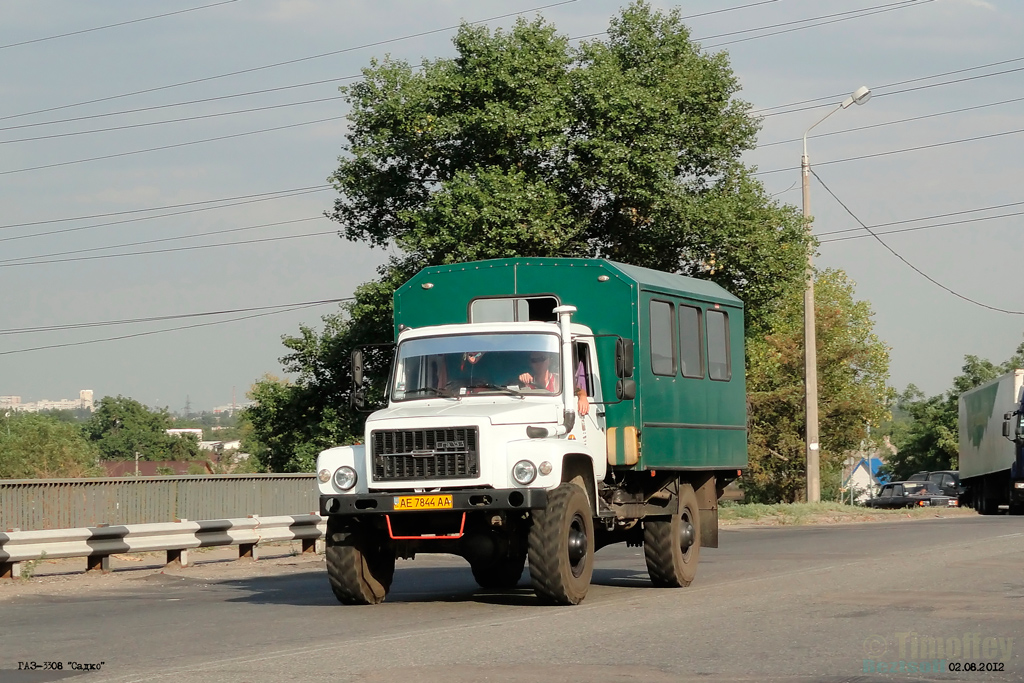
[371,427,479,481]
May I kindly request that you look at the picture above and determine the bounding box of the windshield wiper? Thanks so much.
[403,386,459,400]
[466,383,525,399]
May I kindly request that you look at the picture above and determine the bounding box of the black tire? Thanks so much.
[470,552,527,589]
[644,482,700,588]
[325,523,396,605]
[528,483,595,605]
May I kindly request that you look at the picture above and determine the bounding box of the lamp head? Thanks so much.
[841,85,872,109]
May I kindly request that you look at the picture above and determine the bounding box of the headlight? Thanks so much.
[512,460,537,485]
[333,466,357,491]
[317,468,332,483]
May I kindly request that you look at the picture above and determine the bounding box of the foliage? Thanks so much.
[329,3,809,336]
[84,396,200,462]
[743,269,892,503]
[249,2,811,472]
[884,340,1024,480]
[0,412,101,479]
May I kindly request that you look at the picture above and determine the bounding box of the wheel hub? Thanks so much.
[568,514,589,576]
[679,520,695,552]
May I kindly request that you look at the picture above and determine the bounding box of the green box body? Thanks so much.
[394,258,747,472]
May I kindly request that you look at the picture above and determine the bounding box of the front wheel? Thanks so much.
[528,483,595,605]
[325,522,396,605]
[644,482,700,587]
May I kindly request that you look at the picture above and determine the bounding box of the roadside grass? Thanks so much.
[718,501,976,526]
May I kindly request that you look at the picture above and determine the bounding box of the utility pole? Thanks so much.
[800,85,872,503]
[802,154,821,503]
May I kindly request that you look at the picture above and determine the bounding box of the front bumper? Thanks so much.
[320,488,548,516]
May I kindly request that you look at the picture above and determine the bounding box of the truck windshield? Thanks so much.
[392,332,561,401]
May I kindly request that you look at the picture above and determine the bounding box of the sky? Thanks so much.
[1,0,1022,411]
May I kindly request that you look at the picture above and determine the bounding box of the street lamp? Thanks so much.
[801,84,871,503]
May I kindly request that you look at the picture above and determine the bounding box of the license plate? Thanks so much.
[393,494,454,511]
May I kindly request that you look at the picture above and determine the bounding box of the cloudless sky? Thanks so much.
[1,0,1021,411]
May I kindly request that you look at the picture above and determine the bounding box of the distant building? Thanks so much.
[843,457,885,504]
[166,428,204,439]
[1,390,95,413]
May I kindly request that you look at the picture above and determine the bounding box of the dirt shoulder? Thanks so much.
[720,501,977,527]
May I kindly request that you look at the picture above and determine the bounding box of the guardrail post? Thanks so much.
[1,561,20,579]
[166,549,190,567]
[238,543,258,561]
[301,538,316,554]
[86,555,110,573]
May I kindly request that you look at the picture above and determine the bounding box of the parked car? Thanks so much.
[864,481,953,509]
[908,470,963,500]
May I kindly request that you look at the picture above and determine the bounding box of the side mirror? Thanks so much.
[615,338,635,378]
[351,349,365,386]
[1005,412,1014,420]
[615,378,636,401]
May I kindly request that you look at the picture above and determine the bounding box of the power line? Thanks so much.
[570,0,782,41]
[702,0,929,48]
[756,59,1024,118]
[820,208,1024,243]
[0,1,578,124]
[8,0,893,136]
[0,228,340,268]
[811,169,1024,315]
[0,216,324,265]
[0,95,346,145]
[754,125,1024,176]
[819,198,1024,237]
[0,185,328,231]
[0,188,330,243]
[0,115,347,177]
[0,300,351,357]
[0,76,363,134]
[0,298,349,336]
[0,0,238,51]
[758,95,1024,148]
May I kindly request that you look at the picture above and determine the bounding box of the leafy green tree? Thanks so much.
[0,412,101,479]
[249,2,811,471]
[84,395,199,461]
[885,341,1024,480]
[744,269,892,503]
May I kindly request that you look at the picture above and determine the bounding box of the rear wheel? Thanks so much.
[528,483,595,605]
[644,482,700,588]
[325,521,396,605]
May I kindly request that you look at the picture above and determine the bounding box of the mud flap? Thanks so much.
[693,473,719,549]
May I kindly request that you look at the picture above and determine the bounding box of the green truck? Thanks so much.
[317,258,746,604]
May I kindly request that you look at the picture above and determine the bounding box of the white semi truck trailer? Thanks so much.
[958,370,1024,514]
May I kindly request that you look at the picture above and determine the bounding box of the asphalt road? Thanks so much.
[1,516,1022,683]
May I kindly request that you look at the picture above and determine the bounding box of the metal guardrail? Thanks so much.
[0,514,325,579]
[0,474,318,531]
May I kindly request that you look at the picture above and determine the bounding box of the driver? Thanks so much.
[518,353,589,415]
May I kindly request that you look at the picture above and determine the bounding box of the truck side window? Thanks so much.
[706,309,731,381]
[649,300,676,376]
[573,342,592,395]
[678,305,704,379]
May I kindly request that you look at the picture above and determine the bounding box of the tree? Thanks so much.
[884,340,1024,480]
[248,2,811,471]
[84,395,199,461]
[744,269,892,503]
[0,412,101,479]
